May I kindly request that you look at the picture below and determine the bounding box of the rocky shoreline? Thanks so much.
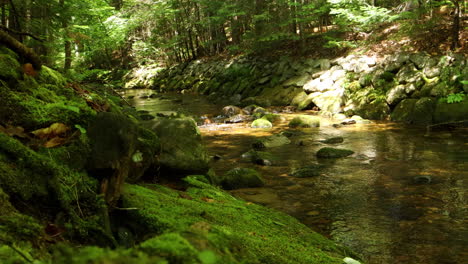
[127,52,467,125]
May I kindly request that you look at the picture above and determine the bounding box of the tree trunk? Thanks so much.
[60,0,72,70]
[0,30,42,70]
[450,0,461,50]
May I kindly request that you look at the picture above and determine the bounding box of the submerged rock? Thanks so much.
[320,137,344,144]
[252,134,291,149]
[290,164,325,178]
[241,150,276,166]
[225,114,251,123]
[316,147,354,158]
[221,168,264,190]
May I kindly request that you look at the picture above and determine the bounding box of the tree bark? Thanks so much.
[450,0,461,50]
[0,29,42,70]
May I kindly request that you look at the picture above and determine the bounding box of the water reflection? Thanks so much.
[123,90,468,264]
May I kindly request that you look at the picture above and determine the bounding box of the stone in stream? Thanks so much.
[320,137,344,144]
[251,118,273,129]
[288,115,320,128]
[225,114,252,123]
[221,168,264,190]
[139,114,155,121]
[290,164,325,178]
[316,147,354,159]
[252,134,291,150]
[222,105,243,117]
[241,150,276,166]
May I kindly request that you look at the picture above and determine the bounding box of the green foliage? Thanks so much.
[445,92,465,104]
[328,0,392,31]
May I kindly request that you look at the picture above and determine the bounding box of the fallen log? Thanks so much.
[0,30,42,71]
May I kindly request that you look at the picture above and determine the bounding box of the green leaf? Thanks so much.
[198,250,218,264]
[74,124,87,134]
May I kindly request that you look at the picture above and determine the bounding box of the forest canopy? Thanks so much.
[0,0,465,72]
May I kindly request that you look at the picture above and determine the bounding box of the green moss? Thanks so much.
[289,115,320,128]
[261,114,282,123]
[139,233,199,263]
[221,168,264,190]
[116,179,352,264]
[0,53,21,81]
[316,147,354,159]
[38,66,68,87]
[251,118,273,129]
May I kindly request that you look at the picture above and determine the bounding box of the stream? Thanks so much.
[123,89,468,264]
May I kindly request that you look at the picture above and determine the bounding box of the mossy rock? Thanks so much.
[221,168,264,190]
[316,147,354,159]
[320,137,344,144]
[114,179,353,264]
[241,150,276,165]
[252,134,291,149]
[146,116,209,175]
[290,164,326,178]
[433,98,468,123]
[251,118,273,129]
[0,53,21,82]
[391,98,436,124]
[289,115,320,128]
[355,99,390,120]
[38,66,68,87]
[261,113,282,123]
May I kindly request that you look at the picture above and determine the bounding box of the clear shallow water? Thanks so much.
[123,90,468,264]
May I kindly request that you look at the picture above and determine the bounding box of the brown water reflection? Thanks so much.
[124,90,468,264]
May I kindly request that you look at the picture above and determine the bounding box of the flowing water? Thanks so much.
[123,90,468,264]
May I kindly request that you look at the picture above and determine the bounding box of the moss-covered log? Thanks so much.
[0,30,42,70]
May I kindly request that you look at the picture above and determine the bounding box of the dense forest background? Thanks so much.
[0,0,465,76]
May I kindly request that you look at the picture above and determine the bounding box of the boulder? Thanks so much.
[303,78,333,93]
[409,52,431,69]
[316,147,354,159]
[282,73,310,87]
[384,53,410,72]
[319,59,331,70]
[241,150,276,165]
[390,98,435,125]
[386,85,408,106]
[251,119,273,129]
[221,168,264,190]
[252,134,291,149]
[222,105,243,117]
[396,64,422,84]
[88,112,159,183]
[433,98,468,123]
[308,90,344,113]
[355,99,390,120]
[289,115,320,128]
[146,117,209,174]
[291,91,309,107]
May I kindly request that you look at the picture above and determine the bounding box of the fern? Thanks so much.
[446,92,465,104]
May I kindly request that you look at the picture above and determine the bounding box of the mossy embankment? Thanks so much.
[0,45,357,263]
[129,51,467,125]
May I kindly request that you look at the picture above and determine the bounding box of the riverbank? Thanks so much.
[0,45,359,263]
[125,51,467,125]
